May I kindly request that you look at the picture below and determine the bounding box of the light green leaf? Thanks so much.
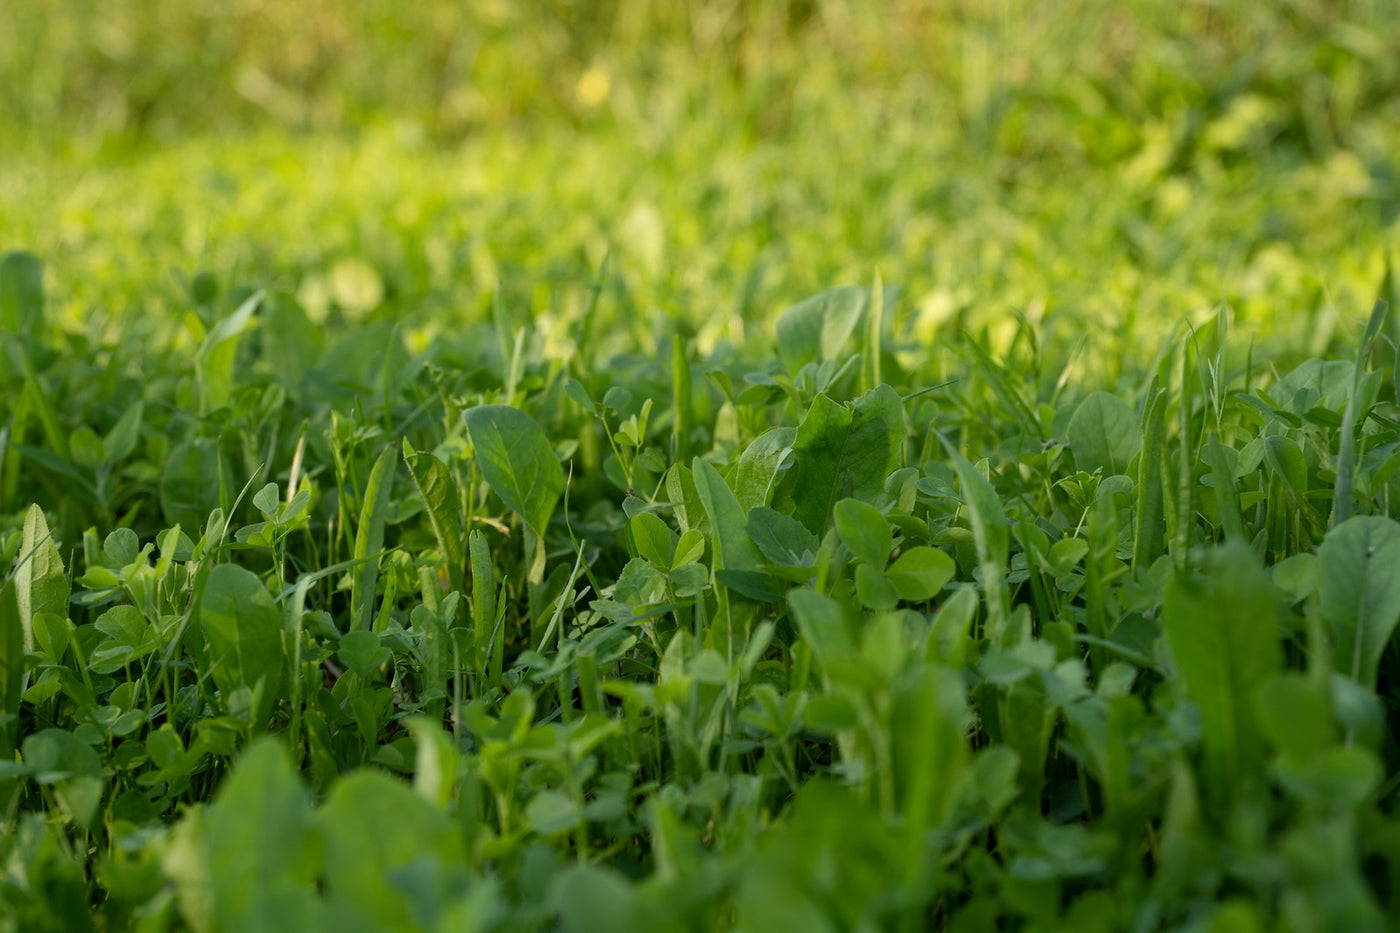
[17,504,66,656]
[198,564,285,730]
[1164,543,1281,803]
[854,563,898,610]
[403,440,465,595]
[1316,515,1400,689]
[465,404,565,583]
[834,498,891,567]
[774,284,866,376]
[550,864,657,933]
[350,444,396,632]
[747,507,819,568]
[629,511,675,569]
[1068,391,1141,475]
[782,384,904,535]
[197,290,262,413]
[0,250,44,338]
[200,738,322,930]
[337,630,391,680]
[320,769,467,928]
[672,529,705,568]
[733,427,795,511]
[936,437,1011,644]
[1256,674,1332,762]
[102,399,144,464]
[692,458,762,573]
[885,546,955,602]
[527,789,582,837]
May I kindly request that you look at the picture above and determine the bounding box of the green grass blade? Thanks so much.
[1332,299,1389,528]
[350,443,396,632]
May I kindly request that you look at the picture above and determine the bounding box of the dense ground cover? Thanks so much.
[3,1,1400,929]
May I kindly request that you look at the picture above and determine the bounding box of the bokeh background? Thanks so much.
[3,0,1398,377]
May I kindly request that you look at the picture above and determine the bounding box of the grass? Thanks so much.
[3,1,1400,930]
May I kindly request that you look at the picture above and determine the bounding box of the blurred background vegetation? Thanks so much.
[2,0,1398,375]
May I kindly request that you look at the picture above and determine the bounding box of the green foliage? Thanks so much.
[4,3,1400,930]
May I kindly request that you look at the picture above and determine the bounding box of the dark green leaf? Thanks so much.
[1068,391,1141,475]
[198,564,285,730]
[0,250,44,338]
[782,384,903,535]
[465,404,565,583]
[1164,543,1281,802]
[1317,515,1400,689]
[747,507,819,568]
[834,498,891,567]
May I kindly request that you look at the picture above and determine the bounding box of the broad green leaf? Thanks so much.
[21,728,103,828]
[197,290,262,413]
[733,427,795,511]
[747,507,820,568]
[0,250,44,338]
[1067,391,1141,475]
[261,292,324,386]
[629,511,675,569]
[885,546,955,602]
[527,789,582,836]
[1164,543,1281,803]
[926,586,978,667]
[1256,674,1332,762]
[105,526,140,566]
[854,563,898,610]
[1268,358,1353,413]
[102,399,144,464]
[196,738,322,931]
[1262,434,1308,493]
[198,564,285,730]
[672,529,705,568]
[403,440,465,595]
[782,384,904,535]
[465,404,565,583]
[251,482,280,516]
[774,284,866,376]
[405,717,459,810]
[89,605,160,673]
[834,498,891,567]
[17,504,66,657]
[337,630,391,680]
[787,588,854,673]
[666,462,706,534]
[550,864,658,933]
[1316,515,1400,689]
[713,569,787,602]
[692,458,762,573]
[320,769,468,929]
[893,665,969,845]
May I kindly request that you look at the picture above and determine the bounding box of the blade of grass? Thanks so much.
[1332,299,1389,528]
[350,444,396,632]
